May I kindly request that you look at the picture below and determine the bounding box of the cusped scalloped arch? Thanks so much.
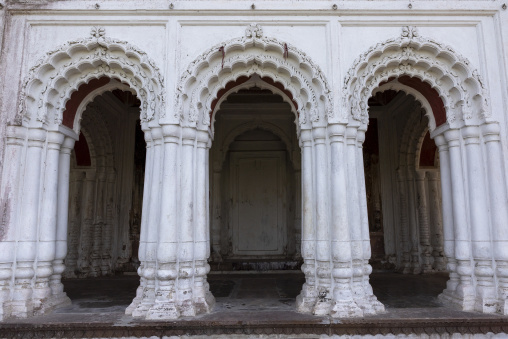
[18,30,165,129]
[176,32,333,130]
[343,26,490,129]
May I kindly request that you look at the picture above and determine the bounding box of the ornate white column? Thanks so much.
[443,128,475,311]
[101,169,115,275]
[427,171,446,271]
[415,171,433,273]
[345,126,371,314]
[311,127,332,316]
[0,126,28,320]
[406,168,421,274]
[210,159,222,262]
[434,133,460,303]
[481,122,508,314]
[64,171,84,278]
[296,129,318,313]
[33,131,64,314]
[145,125,179,319]
[192,130,215,314]
[328,124,362,317]
[356,128,384,313]
[50,136,74,308]
[133,127,162,318]
[12,128,45,318]
[126,130,153,316]
[176,127,197,316]
[396,167,411,274]
[462,126,496,313]
[78,170,96,278]
[294,167,302,260]
[90,169,106,277]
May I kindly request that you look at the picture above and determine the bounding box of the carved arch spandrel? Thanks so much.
[175,24,333,130]
[18,27,165,129]
[343,26,491,130]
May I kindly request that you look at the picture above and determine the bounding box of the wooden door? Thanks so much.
[230,151,286,257]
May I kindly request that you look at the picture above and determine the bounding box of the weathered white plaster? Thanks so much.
[0,1,507,323]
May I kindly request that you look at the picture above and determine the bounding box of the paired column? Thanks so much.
[481,122,508,314]
[49,137,75,308]
[295,129,318,313]
[33,131,65,314]
[427,171,446,271]
[0,126,28,320]
[11,128,46,317]
[328,124,361,317]
[415,171,433,273]
[132,125,214,320]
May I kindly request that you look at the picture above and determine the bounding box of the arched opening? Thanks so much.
[365,90,446,276]
[61,80,145,309]
[209,86,301,271]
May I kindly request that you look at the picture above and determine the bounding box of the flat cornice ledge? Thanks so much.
[4,0,502,16]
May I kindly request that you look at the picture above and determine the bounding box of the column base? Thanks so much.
[193,292,215,314]
[330,300,363,318]
[497,298,508,315]
[474,288,497,313]
[145,302,180,320]
[438,285,475,311]
[125,286,144,316]
[295,284,317,313]
[10,300,34,319]
[34,293,71,316]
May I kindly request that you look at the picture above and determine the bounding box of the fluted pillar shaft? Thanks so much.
[296,129,317,312]
[12,128,46,318]
[126,130,153,316]
[312,127,332,316]
[356,128,384,313]
[145,125,179,319]
[443,129,474,311]
[50,136,74,308]
[397,167,411,273]
[462,126,496,312]
[192,130,215,314]
[481,122,508,314]
[0,126,28,320]
[328,124,362,317]
[415,171,432,273]
[133,127,162,318]
[434,134,459,302]
[77,170,96,278]
[33,131,64,313]
[427,171,446,271]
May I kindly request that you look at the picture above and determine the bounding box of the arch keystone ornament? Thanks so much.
[343,26,508,315]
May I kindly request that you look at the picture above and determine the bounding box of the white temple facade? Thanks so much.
[1,0,508,322]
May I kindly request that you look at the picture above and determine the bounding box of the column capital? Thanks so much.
[61,137,76,152]
[443,128,461,147]
[312,126,326,143]
[327,123,346,143]
[481,122,501,143]
[433,134,447,151]
[462,126,481,145]
[300,129,313,144]
[196,130,209,149]
[415,170,426,181]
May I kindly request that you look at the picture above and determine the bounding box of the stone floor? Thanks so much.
[2,271,508,338]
